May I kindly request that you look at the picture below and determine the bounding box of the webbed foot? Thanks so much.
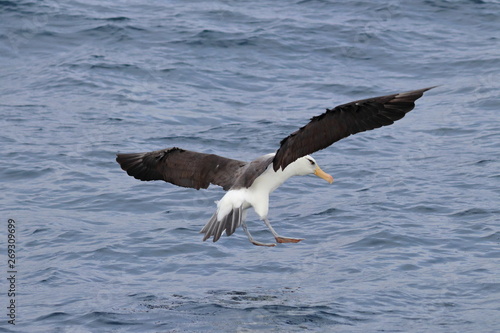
[275,236,303,244]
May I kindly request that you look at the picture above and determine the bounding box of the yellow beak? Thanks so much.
[314,166,334,184]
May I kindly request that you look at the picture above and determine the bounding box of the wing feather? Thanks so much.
[273,87,435,171]
[116,147,247,191]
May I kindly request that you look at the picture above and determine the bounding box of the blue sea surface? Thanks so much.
[1,0,499,332]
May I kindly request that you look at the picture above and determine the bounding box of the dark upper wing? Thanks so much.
[232,154,275,189]
[116,147,247,191]
[273,87,435,171]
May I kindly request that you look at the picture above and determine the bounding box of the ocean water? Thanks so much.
[1,0,499,332]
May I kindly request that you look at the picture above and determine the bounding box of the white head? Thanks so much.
[287,155,334,183]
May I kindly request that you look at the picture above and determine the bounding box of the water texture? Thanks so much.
[1,0,499,332]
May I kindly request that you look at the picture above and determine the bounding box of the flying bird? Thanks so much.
[116,87,434,247]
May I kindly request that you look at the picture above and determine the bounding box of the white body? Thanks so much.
[216,154,319,221]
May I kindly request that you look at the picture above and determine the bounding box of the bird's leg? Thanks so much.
[263,218,303,244]
[241,219,275,247]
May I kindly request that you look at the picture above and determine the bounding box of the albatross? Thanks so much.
[116,87,434,247]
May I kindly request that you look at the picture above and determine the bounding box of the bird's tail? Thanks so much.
[200,206,244,242]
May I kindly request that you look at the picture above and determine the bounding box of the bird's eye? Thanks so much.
[307,159,315,165]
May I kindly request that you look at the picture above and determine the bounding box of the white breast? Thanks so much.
[216,158,303,221]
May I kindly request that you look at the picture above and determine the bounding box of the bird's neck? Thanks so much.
[252,163,298,194]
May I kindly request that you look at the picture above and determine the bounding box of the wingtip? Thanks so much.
[420,85,439,93]
[397,86,437,97]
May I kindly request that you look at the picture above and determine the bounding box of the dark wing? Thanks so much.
[232,154,275,189]
[273,87,435,171]
[116,147,247,191]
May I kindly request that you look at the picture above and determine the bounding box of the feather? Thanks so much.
[273,87,435,171]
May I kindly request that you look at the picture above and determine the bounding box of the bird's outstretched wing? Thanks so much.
[116,147,247,191]
[273,87,435,171]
